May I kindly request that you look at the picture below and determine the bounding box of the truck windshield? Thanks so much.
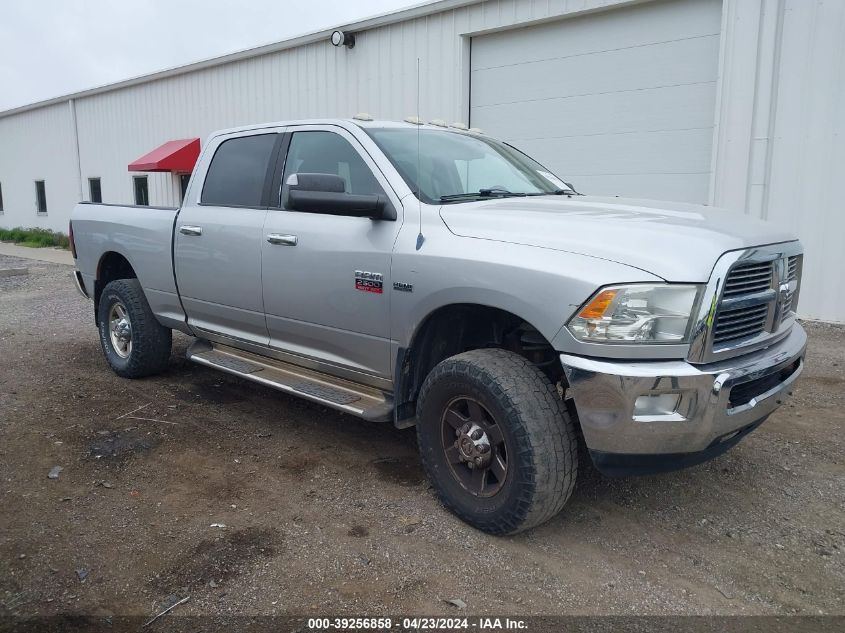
[364,127,572,204]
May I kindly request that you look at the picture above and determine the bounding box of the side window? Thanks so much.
[35,180,47,214]
[280,131,384,208]
[201,134,277,207]
[133,176,149,206]
[89,177,102,203]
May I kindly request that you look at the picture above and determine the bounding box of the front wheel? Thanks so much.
[416,348,578,535]
[97,279,171,378]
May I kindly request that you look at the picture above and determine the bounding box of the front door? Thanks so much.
[174,129,283,345]
[261,126,403,381]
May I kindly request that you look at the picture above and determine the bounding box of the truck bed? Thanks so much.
[70,202,185,329]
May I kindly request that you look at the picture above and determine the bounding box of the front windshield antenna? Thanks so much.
[415,57,425,251]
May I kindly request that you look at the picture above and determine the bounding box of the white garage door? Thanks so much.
[469,0,722,203]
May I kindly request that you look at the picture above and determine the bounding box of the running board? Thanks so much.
[186,340,394,422]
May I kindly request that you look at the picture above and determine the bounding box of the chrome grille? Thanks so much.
[722,261,774,297]
[782,255,800,314]
[787,255,799,282]
[713,304,769,344]
[687,243,803,364]
[712,260,777,345]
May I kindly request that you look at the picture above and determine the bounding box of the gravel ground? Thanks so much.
[0,255,843,620]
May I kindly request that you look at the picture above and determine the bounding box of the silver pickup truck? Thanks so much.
[70,118,806,534]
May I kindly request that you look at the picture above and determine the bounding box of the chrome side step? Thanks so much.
[186,340,393,422]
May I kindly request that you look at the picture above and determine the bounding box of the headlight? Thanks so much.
[567,284,701,344]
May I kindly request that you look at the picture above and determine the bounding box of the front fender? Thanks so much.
[391,227,662,351]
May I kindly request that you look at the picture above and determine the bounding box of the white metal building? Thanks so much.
[0,0,843,322]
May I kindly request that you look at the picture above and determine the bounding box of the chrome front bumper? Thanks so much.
[560,323,807,461]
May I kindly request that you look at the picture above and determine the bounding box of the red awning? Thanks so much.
[128,138,200,172]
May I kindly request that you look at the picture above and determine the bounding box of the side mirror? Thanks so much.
[285,173,396,220]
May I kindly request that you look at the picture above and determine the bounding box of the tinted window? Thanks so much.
[202,134,276,207]
[35,180,47,213]
[133,176,149,206]
[179,174,191,202]
[89,177,102,203]
[280,131,383,208]
[0,182,3,212]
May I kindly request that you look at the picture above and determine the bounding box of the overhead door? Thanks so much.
[469,0,722,203]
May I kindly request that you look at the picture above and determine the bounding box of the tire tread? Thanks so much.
[416,348,577,534]
[98,279,171,378]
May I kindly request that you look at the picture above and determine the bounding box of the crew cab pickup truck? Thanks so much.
[70,118,806,534]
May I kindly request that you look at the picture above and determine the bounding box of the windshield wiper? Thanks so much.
[440,188,528,202]
[525,187,579,196]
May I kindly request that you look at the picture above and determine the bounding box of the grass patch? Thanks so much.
[0,227,70,249]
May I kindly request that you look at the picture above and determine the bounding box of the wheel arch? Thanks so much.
[394,301,564,424]
[94,251,138,324]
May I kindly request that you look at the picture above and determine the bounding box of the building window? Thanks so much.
[35,180,47,214]
[133,176,149,206]
[179,174,191,203]
[89,178,102,203]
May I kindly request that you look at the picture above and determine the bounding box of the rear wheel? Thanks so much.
[97,279,171,378]
[416,348,577,534]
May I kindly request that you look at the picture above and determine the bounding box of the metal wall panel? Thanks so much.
[0,102,77,230]
[470,0,722,203]
[763,0,845,321]
[709,0,845,322]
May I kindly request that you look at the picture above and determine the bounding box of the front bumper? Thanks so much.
[560,323,807,476]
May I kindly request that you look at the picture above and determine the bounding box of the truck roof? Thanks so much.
[209,118,480,138]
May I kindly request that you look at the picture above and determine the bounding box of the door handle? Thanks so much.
[179,225,203,236]
[267,233,298,246]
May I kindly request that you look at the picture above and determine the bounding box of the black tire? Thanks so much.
[97,279,172,378]
[416,348,577,535]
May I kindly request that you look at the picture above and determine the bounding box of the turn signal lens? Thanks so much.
[577,288,618,320]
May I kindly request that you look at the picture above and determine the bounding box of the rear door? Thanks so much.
[260,125,403,382]
[174,128,285,345]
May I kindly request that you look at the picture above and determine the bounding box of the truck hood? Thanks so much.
[439,195,797,281]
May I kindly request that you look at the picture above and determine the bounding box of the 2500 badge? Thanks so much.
[355,270,383,294]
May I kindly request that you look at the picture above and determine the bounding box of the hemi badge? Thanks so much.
[393,281,413,292]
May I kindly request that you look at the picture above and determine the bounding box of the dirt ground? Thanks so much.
[1,254,843,621]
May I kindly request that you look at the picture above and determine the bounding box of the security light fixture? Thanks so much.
[331,30,355,48]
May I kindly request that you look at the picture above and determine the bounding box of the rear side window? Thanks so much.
[201,134,276,207]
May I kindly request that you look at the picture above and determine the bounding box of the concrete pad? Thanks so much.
[0,267,29,278]
[0,242,74,265]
